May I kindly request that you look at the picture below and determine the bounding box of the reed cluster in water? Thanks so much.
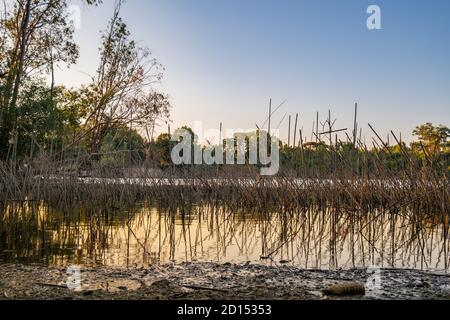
[0,150,448,221]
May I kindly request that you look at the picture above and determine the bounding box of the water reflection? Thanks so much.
[0,202,448,271]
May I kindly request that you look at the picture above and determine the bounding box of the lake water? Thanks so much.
[0,202,448,272]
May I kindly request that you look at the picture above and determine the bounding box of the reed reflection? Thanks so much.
[0,202,448,271]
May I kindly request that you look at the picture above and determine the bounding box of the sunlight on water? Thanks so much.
[0,202,448,271]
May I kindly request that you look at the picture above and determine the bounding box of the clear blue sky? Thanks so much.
[60,0,450,144]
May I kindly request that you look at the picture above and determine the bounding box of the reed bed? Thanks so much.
[0,160,448,219]
[0,126,448,224]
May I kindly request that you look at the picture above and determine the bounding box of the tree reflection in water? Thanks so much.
[0,201,448,271]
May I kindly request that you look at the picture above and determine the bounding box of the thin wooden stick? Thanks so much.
[293,114,298,147]
[288,115,291,147]
[353,103,358,147]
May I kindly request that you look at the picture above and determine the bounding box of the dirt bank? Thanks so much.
[0,263,448,300]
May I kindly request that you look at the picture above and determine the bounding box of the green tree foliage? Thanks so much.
[412,123,449,157]
[1,80,87,159]
[97,124,145,168]
[151,133,173,167]
[0,0,170,165]
[0,0,100,157]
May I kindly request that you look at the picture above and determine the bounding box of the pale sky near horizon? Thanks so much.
[57,0,450,144]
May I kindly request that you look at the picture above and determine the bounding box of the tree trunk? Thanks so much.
[9,0,32,115]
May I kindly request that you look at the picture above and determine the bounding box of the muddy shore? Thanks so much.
[0,263,449,300]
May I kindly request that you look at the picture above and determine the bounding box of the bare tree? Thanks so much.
[81,0,167,154]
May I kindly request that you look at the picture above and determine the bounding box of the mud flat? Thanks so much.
[0,263,449,300]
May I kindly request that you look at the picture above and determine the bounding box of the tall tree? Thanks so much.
[81,0,167,154]
[0,0,100,156]
[0,0,101,155]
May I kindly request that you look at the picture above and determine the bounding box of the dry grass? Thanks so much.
[0,159,447,218]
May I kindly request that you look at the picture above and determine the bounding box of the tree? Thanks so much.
[1,0,78,112]
[2,80,91,160]
[134,92,171,142]
[81,0,166,155]
[0,0,101,158]
[98,124,145,168]
[151,133,173,167]
[413,123,449,157]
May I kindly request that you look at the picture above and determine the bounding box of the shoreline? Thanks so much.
[1,263,448,300]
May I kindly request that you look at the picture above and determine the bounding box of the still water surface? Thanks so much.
[0,202,448,271]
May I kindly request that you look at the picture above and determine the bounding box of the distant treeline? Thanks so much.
[148,124,449,177]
